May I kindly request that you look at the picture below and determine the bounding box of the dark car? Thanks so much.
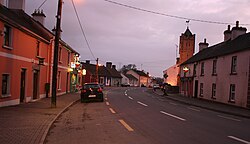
[80,83,104,102]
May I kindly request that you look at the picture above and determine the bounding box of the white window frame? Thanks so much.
[201,62,205,76]
[200,83,203,97]
[229,84,236,102]
[57,71,61,90]
[3,25,13,49]
[1,73,11,97]
[231,56,237,74]
[212,59,217,75]
[212,83,216,99]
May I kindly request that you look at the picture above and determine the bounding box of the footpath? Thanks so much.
[149,89,250,119]
[0,92,80,144]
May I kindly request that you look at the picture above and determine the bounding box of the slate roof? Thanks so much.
[183,27,193,37]
[0,5,52,42]
[106,67,122,78]
[125,74,138,80]
[181,32,250,65]
[135,70,149,77]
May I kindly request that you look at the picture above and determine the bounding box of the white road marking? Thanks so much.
[125,93,128,96]
[218,115,241,122]
[105,97,108,101]
[119,119,134,132]
[106,102,110,106]
[137,101,148,107]
[228,136,250,144]
[128,96,134,100]
[160,111,186,121]
[109,108,116,114]
[170,102,178,106]
[187,107,200,112]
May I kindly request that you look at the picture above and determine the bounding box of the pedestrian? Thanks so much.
[163,84,168,96]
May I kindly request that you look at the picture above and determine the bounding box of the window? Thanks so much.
[67,52,70,66]
[201,62,205,76]
[59,47,62,63]
[3,25,12,47]
[193,64,197,76]
[212,59,217,75]
[2,74,10,97]
[57,71,61,90]
[36,41,40,56]
[211,83,216,99]
[200,83,203,97]
[229,84,236,102]
[231,56,237,74]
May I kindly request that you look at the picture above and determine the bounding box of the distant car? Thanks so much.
[153,84,160,89]
[80,83,104,102]
[121,83,130,87]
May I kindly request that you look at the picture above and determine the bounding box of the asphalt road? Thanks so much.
[46,87,250,144]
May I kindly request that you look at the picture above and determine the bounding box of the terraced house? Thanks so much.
[180,21,250,108]
[0,1,81,107]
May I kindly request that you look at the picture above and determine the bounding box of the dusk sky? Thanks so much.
[25,0,250,77]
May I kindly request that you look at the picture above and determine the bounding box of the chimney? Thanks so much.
[176,57,180,65]
[199,38,209,51]
[8,0,25,10]
[32,9,46,25]
[86,60,90,64]
[224,25,231,41]
[112,65,116,69]
[106,62,112,68]
[231,21,247,40]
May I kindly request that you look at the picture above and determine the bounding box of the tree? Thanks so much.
[120,64,137,73]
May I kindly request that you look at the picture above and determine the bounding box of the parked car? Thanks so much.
[80,83,104,102]
[121,83,130,87]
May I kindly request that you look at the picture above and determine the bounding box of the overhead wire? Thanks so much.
[37,0,48,9]
[71,0,96,60]
[103,0,250,26]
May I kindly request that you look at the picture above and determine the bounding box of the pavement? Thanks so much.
[149,88,250,119]
[0,92,80,144]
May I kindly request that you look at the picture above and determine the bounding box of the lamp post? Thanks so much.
[51,0,63,108]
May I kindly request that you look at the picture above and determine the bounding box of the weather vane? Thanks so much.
[186,20,190,28]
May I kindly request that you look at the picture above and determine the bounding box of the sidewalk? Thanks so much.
[0,92,80,144]
[150,89,250,119]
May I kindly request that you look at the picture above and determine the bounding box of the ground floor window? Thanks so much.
[229,84,236,102]
[1,74,10,97]
[57,71,61,90]
[200,83,203,97]
[211,83,216,99]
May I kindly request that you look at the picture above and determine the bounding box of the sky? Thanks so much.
[25,0,250,77]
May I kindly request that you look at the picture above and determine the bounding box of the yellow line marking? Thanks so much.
[109,108,116,114]
[119,119,134,132]
[106,102,110,106]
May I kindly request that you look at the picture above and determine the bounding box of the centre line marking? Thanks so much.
[105,97,108,101]
[218,115,241,122]
[106,102,110,106]
[119,119,134,132]
[109,108,116,114]
[137,101,148,107]
[125,93,127,96]
[160,111,186,121]
[228,136,250,144]
[128,96,133,100]
[187,107,200,112]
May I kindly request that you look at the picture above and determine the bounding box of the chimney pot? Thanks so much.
[106,62,112,68]
[236,21,239,27]
[86,60,90,64]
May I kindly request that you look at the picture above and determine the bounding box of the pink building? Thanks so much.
[0,1,81,107]
[180,21,250,108]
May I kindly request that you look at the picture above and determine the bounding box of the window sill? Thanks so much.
[211,97,216,100]
[228,100,235,103]
[2,45,13,50]
[59,61,63,64]
[1,94,11,98]
[200,74,204,77]
[230,73,237,75]
[212,73,217,76]
[199,95,203,97]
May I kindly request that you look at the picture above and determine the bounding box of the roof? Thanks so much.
[135,70,149,77]
[106,67,122,78]
[0,5,52,42]
[181,32,250,65]
[125,74,138,80]
[183,27,193,37]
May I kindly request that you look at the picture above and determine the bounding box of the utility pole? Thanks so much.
[96,58,99,83]
[51,0,63,108]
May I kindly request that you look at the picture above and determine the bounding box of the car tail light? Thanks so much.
[97,88,102,92]
[81,89,87,93]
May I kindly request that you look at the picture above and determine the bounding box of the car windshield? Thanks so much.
[84,84,100,89]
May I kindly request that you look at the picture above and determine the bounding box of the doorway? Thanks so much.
[20,69,26,103]
[194,80,198,98]
[33,70,39,99]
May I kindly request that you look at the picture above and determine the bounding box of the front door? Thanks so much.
[194,80,198,98]
[33,70,39,99]
[20,69,26,103]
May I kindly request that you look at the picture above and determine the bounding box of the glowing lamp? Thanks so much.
[82,69,86,75]
[183,67,189,73]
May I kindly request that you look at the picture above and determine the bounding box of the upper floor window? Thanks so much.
[36,40,40,57]
[200,83,203,97]
[231,56,237,74]
[3,25,12,48]
[57,71,61,90]
[67,51,71,66]
[193,64,197,76]
[1,74,10,97]
[212,59,217,75]
[229,84,236,102]
[211,83,216,99]
[201,62,205,76]
[59,47,62,63]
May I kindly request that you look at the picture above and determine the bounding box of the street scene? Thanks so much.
[1,0,250,144]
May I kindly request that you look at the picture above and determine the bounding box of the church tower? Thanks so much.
[178,27,195,64]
